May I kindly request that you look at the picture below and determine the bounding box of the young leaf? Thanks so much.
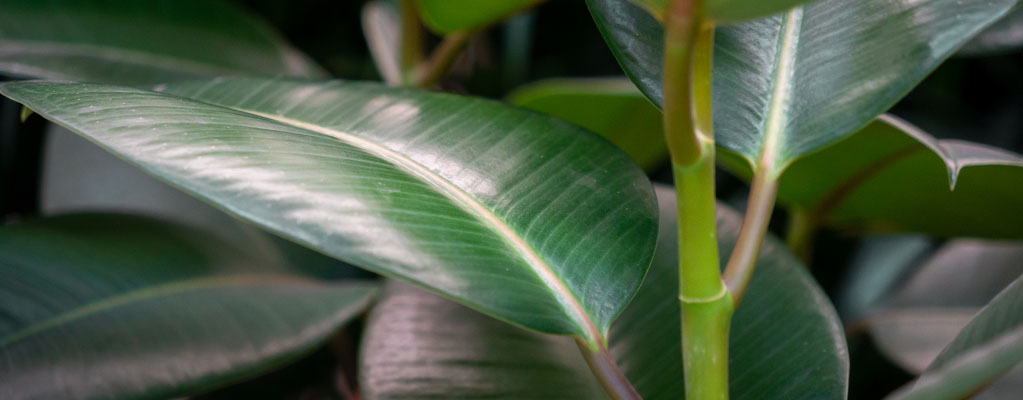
[416,0,539,34]
[359,185,849,399]
[725,115,1023,238]
[886,272,1023,400]
[0,213,376,400]
[587,0,1019,174]
[0,78,658,348]
[959,7,1023,56]
[0,0,325,85]
[506,77,667,172]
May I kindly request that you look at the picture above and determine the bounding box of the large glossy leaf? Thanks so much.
[0,0,324,85]
[587,0,1019,173]
[359,184,848,399]
[722,115,1023,238]
[0,213,376,400]
[416,0,539,34]
[0,78,658,347]
[960,7,1023,56]
[886,271,1023,400]
[506,77,667,172]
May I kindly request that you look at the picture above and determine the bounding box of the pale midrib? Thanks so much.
[759,8,804,176]
[0,40,252,77]
[236,109,604,347]
[0,275,311,348]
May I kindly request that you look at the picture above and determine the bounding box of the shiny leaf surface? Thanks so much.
[359,184,848,399]
[887,271,1023,400]
[726,115,1023,238]
[506,77,667,172]
[587,0,1019,173]
[705,0,814,24]
[0,213,376,400]
[416,0,539,34]
[0,0,324,85]
[960,7,1023,56]
[0,78,658,347]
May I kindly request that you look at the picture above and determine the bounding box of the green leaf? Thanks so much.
[0,0,325,85]
[960,7,1023,56]
[885,269,1023,400]
[506,77,667,172]
[416,0,539,34]
[704,0,814,24]
[0,78,658,347]
[587,0,1019,174]
[0,213,376,400]
[362,0,402,85]
[359,184,848,399]
[835,235,933,321]
[736,115,1023,238]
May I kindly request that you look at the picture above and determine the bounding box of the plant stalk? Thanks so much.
[415,29,474,88]
[785,207,815,264]
[722,170,779,305]
[575,339,642,400]
[665,0,731,396]
[399,0,423,85]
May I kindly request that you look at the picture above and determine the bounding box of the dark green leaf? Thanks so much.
[417,0,538,34]
[960,7,1023,56]
[886,270,1023,400]
[587,0,1018,173]
[0,78,658,347]
[506,77,667,172]
[729,116,1023,238]
[0,213,376,400]
[0,0,325,85]
[359,184,848,399]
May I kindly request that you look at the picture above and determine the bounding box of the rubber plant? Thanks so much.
[0,0,1022,399]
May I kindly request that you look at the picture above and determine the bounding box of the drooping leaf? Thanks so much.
[362,0,403,86]
[885,271,1023,400]
[960,7,1023,56]
[506,77,667,172]
[587,0,1019,174]
[0,0,325,85]
[724,115,1023,238]
[359,184,848,399]
[416,0,539,34]
[0,78,658,347]
[0,213,376,400]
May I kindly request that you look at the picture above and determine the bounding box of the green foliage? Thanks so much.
[416,0,538,34]
[0,213,375,399]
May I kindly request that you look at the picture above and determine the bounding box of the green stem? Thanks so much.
[662,0,705,166]
[722,170,779,305]
[399,0,423,85]
[575,339,642,400]
[785,207,816,264]
[415,29,474,88]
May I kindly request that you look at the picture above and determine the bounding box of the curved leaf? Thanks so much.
[506,77,667,171]
[362,0,402,86]
[417,0,539,34]
[0,0,324,85]
[587,0,1019,173]
[887,271,1023,400]
[0,78,658,347]
[960,7,1023,56]
[723,115,1023,238]
[359,185,848,399]
[0,213,376,400]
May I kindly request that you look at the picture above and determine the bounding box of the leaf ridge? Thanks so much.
[759,7,803,176]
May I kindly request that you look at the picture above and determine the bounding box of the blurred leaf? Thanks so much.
[587,0,1018,174]
[416,0,539,34]
[360,185,848,400]
[506,77,667,172]
[737,115,1023,238]
[960,7,1023,56]
[362,0,402,85]
[836,235,933,321]
[0,213,376,400]
[0,0,325,85]
[0,78,658,348]
[885,269,1023,400]
[864,240,1023,398]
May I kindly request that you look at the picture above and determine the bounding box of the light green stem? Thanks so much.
[785,207,815,264]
